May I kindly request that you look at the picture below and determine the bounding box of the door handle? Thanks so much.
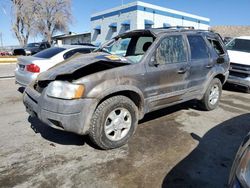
[206,64,213,68]
[178,68,187,74]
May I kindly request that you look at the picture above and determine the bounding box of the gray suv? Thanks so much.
[23,28,230,149]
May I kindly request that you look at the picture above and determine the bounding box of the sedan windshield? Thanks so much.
[99,35,154,63]
[26,43,40,47]
[226,39,250,53]
[33,47,66,58]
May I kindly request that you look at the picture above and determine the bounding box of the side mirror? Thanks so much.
[217,57,225,64]
[149,53,159,67]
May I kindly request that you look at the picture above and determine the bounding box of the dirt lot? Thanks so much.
[0,77,249,188]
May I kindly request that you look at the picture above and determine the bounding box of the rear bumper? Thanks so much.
[15,69,38,86]
[23,85,98,135]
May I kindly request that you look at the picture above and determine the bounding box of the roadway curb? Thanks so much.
[0,58,17,63]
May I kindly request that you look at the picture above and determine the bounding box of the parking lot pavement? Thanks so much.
[0,78,249,188]
[0,63,16,78]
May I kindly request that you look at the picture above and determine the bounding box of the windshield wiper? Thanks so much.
[95,47,111,54]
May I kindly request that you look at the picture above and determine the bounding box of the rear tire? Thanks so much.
[200,78,222,111]
[89,95,138,150]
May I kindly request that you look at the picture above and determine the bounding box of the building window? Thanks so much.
[144,20,154,29]
[109,23,117,32]
[94,25,101,35]
[163,23,171,28]
[145,24,152,29]
[124,25,130,31]
[121,20,131,32]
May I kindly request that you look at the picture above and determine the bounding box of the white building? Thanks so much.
[52,32,91,45]
[91,1,210,45]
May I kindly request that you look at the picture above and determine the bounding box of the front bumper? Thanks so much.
[227,75,250,89]
[23,85,97,135]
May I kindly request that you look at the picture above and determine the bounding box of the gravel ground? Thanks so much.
[0,67,249,187]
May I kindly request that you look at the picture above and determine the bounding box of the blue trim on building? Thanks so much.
[91,5,210,25]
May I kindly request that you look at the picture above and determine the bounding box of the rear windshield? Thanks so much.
[33,47,66,58]
[226,38,250,53]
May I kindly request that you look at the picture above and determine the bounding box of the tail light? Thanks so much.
[26,64,40,73]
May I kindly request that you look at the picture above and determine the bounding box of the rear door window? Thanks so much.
[187,35,209,60]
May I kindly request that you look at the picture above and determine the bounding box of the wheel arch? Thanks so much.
[214,73,226,85]
[96,87,145,120]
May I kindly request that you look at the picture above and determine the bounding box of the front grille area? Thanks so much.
[229,71,249,78]
[230,63,250,72]
[230,63,250,78]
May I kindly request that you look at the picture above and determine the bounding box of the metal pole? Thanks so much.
[122,0,124,5]
[0,32,3,50]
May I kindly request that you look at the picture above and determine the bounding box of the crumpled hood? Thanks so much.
[228,50,250,66]
[37,52,128,81]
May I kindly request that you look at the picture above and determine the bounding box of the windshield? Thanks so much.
[226,38,250,53]
[99,35,154,63]
[27,43,40,48]
[33,47,66,58]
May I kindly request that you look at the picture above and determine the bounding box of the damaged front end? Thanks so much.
[23,29,154,136]
[23,51,133,135]
[33,52,130,93]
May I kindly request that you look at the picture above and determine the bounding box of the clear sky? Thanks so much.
[0,0,250,46]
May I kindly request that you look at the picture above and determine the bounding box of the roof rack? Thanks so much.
[152,26,214,33]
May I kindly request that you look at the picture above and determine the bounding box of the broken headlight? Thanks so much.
[236,147,250,188]
[46,81,85,100]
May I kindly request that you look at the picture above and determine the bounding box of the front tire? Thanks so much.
[89,95,138,150]
[200,78,222,111]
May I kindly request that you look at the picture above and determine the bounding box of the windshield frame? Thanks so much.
[95,32,155,64]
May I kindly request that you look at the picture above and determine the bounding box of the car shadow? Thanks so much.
[28,116,98,148]
[27,100,199,148]
[162,113,250,188]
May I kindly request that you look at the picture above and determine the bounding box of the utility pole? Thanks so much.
[0,32,3,50]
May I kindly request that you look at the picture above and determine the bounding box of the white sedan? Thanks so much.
[15,45,96,86]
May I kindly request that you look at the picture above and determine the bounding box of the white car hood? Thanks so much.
[228,50,250,66]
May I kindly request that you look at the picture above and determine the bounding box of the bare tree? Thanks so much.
[11,0,72,46]
[11,0,38,47]
[36,0,72,43]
